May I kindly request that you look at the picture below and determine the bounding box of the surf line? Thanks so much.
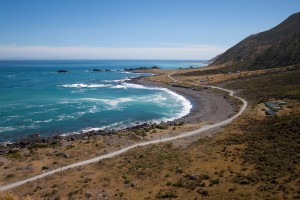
[0,72,248,191]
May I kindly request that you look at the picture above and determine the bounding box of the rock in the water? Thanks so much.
[57,70,68,73]
[151,65,160,69]
[92,69,103,72]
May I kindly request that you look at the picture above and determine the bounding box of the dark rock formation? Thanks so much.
[92,69,103,72]
[124,66,160,72]
[57,70,68,73]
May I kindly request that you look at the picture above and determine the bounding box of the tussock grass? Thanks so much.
[225,69,300,104]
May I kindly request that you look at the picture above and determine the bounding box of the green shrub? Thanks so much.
[7,151,22,159]
[210,179,220,185]
[5,174,15,179]
[156,124,168,130]
[28,143,48,150]
[156,190,178,199]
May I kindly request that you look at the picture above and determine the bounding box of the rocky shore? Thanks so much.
[0,120,183,154]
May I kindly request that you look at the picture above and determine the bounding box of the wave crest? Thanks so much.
[62,83,111,88]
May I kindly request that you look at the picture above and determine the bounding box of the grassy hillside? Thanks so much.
[224,68,300,104]
[211,12,300,71]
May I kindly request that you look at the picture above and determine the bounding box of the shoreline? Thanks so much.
[129,77,234,124]
[0,74,234,150]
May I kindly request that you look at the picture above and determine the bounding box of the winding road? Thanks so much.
[0,72,248,191]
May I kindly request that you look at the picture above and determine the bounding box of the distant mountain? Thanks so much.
[211,12,300,71]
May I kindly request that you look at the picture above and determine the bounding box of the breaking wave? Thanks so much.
[62,83,112,88]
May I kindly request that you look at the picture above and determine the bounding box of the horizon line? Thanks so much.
[0,58,209,61]
[0,45,227,60]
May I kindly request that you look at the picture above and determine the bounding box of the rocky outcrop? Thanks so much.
[124,66,160,72]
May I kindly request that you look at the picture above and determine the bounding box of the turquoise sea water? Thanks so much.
[0,60,206,142]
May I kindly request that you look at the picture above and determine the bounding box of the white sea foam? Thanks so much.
[109,83,141,90]
[88,105,98,113]
[162,89,193,121]
[57,106,99,122]
[79,97,134,107]
[25,104,48,109]
[0,141,13,146]
[123,83,192,121]
[103,78,131,83]
[138,93,167,103]
[104,98,134,106]
[0,124,39,133]
[110,85,127,89]
[81,122,122,133]
[62,83,111,88]
[61,122,124,136]
[71,89,86,94]
[83,82,192,121]
[28,108,59,115]
[75,112,86,117]
[0,104,18,110]
[122,83,147,89]
[34,119,53,124]
[8,115,20,118]
[0,127,18,133]
[57,114,76,121]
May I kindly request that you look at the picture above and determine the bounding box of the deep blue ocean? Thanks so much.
[0,60,206,142]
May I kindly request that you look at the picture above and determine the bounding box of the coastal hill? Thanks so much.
[210,12,300,71]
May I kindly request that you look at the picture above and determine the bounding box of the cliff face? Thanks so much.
[212,12,300,70]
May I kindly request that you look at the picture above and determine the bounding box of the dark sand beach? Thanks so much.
[130,78,234,124]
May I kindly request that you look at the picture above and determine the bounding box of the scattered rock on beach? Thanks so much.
[0,145,10,154]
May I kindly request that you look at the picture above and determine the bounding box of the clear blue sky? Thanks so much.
[0,0,299,59]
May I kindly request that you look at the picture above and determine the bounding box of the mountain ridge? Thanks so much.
[211,12,300,71]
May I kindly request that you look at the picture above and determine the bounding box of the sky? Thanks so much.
[0,0,299,60]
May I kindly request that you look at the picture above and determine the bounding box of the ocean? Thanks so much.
[0,60,206,142]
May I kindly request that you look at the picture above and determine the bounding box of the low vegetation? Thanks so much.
[224,114,300,192]
[225,68,300,104]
